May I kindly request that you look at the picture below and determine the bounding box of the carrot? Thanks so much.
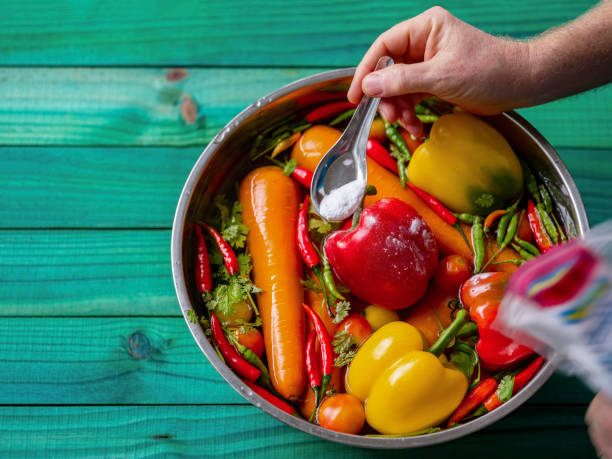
[238,166,306,400]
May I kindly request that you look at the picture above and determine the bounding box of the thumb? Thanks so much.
[362,62,434,98]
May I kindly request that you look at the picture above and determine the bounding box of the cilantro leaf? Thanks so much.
[332,300,351,324]
[332,329,357,367]
[449,341,479,380]
[204,275,260,317]
[300,277,322,293]
[496,375,515,403]
[238,253,253,277]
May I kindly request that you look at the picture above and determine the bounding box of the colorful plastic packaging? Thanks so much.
[493,221,612,398]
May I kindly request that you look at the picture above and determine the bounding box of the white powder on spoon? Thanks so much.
[319,178,366,221]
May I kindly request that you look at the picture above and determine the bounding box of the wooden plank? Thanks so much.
[0,230,177,316]
[0,68,610,148]
[0,0,597,66]
[0,405,594,458]
[0,146,610,229]
[0,317,593,405]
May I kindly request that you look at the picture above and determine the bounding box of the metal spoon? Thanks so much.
[310,56,394,221]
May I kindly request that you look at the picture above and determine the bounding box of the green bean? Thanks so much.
[455,213,476,224]
[384,120,412,160]
[492,259,524,266]
[520,159,541,203]
[539,184,553,213]
[483,212,518,272]
[536,203,559,244]
[390,144,408,188]
[513,237,540,256]
[471,216,485,273]
[329,108,356,127]
[322,255,345,301]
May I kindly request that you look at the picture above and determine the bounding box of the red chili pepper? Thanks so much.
[483,356,545,412]
[527,200,553,253]
[303,304,334,395]
[366,139,398,173]
[406,183,457,226]
[201,222,239,275]
[305,330,322,420]
[296,195,320,268]
[295,91,347,108]
[291,166,313,188]
[194,224,213,293]
[210,313,261,383]
[242,379,297,416]
[484,209,508,229]
[305,101,356,123]
[447,377,498,427]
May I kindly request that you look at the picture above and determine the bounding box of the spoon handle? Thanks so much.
[343,56,394,153]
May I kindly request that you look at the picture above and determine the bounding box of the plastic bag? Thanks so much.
[493,221,612,399]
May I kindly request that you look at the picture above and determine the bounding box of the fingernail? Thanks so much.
[363,74,383,96]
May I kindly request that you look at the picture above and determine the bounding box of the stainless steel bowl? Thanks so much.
[171,68,589,448]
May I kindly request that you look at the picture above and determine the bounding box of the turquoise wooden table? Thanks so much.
[0,1,609,456]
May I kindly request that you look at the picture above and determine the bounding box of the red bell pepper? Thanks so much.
[460,272,533,370]
[324,198,438,309]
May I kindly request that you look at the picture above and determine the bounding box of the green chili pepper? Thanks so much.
[539,184,553,213]
[233,339,274,392]
[496,210,514,247]
[551,213,568,243]
[471,216,485,273]
[455,213,476,224]
[513,237,540,256]
[329,108,356,127]
[482,212,519,272]
[511,242,535,260]
[384,120,412,160]
[536,203,559,244]
[415,114,439,124]
[491,259,524,266]
[519,159,541,204]
[322,255,345,300]
[389,144,408,188]
[249,134,264,160]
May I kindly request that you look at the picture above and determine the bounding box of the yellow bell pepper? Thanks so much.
[407,112,523,216]
[345,312,469,435]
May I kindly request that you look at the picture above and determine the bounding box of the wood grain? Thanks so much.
[0,230,176,315]
[0,0,597,66]
[0,68,609,148]
[0,405,594,458]
[0,317,593,405]
[0,146,609,229]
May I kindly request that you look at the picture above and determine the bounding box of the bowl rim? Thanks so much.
[171,67,589,449]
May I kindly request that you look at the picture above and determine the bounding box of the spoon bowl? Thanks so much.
[311,56,393,221]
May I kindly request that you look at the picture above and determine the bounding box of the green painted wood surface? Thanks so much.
[0,68,610,148]
[0,405,595,458]
[0,0,609,455]
[0,147,610,230]
[0,0,597,66]
[0,317,593,405]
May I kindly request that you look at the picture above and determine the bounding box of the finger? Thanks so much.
[362,62,435,98]
[378,100,398,124]
[348,12,436,103]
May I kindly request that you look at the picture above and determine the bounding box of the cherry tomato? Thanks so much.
[434,254,472,295]
[336,314,372,346]
[317,393,365,434]
[291,125,341,171]
[369,118,387,142]
[231,327,264,359]
[215,300,253,327]
[298,366,343,420]
[362,305,399,331]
